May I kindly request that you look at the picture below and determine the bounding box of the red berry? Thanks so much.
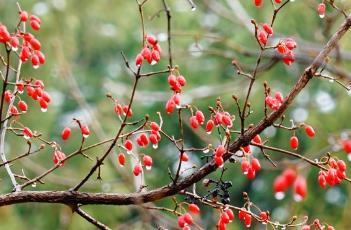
[301,225,311,230]
[183,213,193,225]
[259,211,269,222]
[190,116,199,129]
[262,23,273,36]
[30,20,40,30]
[317,3,326,18]
[151,50,160,65]
[318,171,327,188]
[251,158,261,171]
[258,30,268,46]
[118,153,126,166]
[150,122,160,131]
[178,215,186,228]
[215,156,224,168]
[252,134,262,144]
[195,111,205,125]
[342,140,351,153]
[18,100,28,113]
[165,98,176,114]
[30,38,41,50]
[282,169,296,186]
[124,140,133,152]
[53,150,66,166]
[4,90,12,103]
[19,11,28,22]
[39,98,48,111]
[80,124,90,138]
[337,160,346,171]
[305,125,315,138]
[177,75,186,86]
[205,120,215,134]
[145,34,157,46]
[241,159,250,174]
[254,0,263,7]
[135,53,143,67]
[215,145,226,157]
[122,105,133,117]
[225,209,234,221]
[273,175,288,196]
[10,106,19,116]
[16,81,24,93]
[181,152,189,162]
[168,74,177,87]
[247,166,256,180]
[294,176,307,201]
[61,127,71,141]
[220,212,230,224]
[133,164,143,176]
[143,155,153,170]
[290,136,299,150]
[188,204,200,214]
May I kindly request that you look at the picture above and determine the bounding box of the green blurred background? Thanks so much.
[0,0,351,229]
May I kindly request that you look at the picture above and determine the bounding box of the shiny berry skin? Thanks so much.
[290,136,299,150]
[53,150,66,166]
[252,134,262,144]
[241,159,250,174]
[133,164,143,176]
[122,105,133,117]
[294,176,307,201]
[177,75,186,87]
[19,11,28,22]
[304,125,315,138]
[118,153,126,166]
[181,152,189,162]
[342,140,351,153]
[165,98,176,114]
[135,53,143,67]
[262,23,273,36]
[259,211,269,222]
[61,127,71,141]
[215,156,224,168]
[145,34,157,46]
[225,208,234,221]
[16,81,24,93]
[273,175,288,193]
[188,203,200,214]
[124,140,133,152]
[283,50,295,66]
[183,213,193,225]
[258,30,267,46]
[337,160,346,171]
[190,116,199,129]
[143,155,153,170]
[220,212,230,224]
[80,124,90,138]
[178,215,186,228]
[205,120,215,134]
[10,106,19,116]
[195,111,205,125]
[251,158,261,171]
[318,171,327,188]
[18,100,28,113]
[30,38,41,50]
[317,3,326,18]
[254,0,263,7]
[282,169,296,186]
[23,127,33,139]
[150,122,160,131]
[4,90,12,103]
[215,145,226,157]
[301,225,310,230]
[30,20,40,30]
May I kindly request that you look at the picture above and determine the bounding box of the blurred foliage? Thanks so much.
[0,0,351,229]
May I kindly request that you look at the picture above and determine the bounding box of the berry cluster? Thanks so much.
[275,37,297,66]
[318,158,347,188]
[301,219,335,230]
[114,103,133,118]
[273,169,307,201]
[119,121,161,176]
[265,91,284,111]
[166,71,186,113]
[217,208,235,230]
[135,34,161,66]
